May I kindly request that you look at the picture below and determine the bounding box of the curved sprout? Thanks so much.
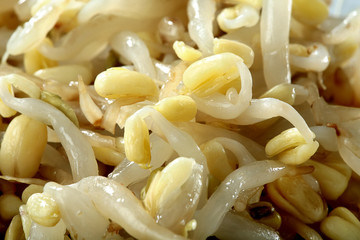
[230,98,315,143]
[2,0,69,63]
[39,15,158,61]
[44,182,109,239]
[193,160,289,240]
[110,31,156,79]
[217,4,259,33]
[290,43,330,72]
[3,73,40,99]
[72,176,187,240]
[126,107,209,206]
[176,121,267,160]
[2,1,359,239]
[192,61,253,119]
[187,0,215,56]
[132,107,208,168]
[211,137,256,166]
[0,74,98,181]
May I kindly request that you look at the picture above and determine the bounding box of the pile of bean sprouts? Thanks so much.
[0,0,360,239]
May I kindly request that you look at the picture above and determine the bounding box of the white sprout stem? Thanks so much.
[323,9,360,44]
[72,176,187,240]
[41,144,72,174]
[260,0,292,88]
[38,15,158,61]
[44,182,110,239]
[134,107,209,206]
[338,136,360,176]
[187,0,216,56]
[0,77,98,181]
[175,121,267,160]
[192,61,253,119]
[289,43,330,72]
[193,160,289,240]
[2,0,69,63]
[78,77,103,125]
[310,126,338,151]
[110,31,157,79]
[212,137,257,165]
[137,107,208,168]
[231,98,315,143]
[218,4,259,31]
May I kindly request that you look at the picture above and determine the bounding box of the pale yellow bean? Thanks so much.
[267,175,327,224]
[94,67,159,100]
[303,155,351,200]
[26,193,60,227]
[143,157,197,217]
[330,207,360,228]
[265,128,318,165]
[200,140,235,181]
[277,141,319,165]
[182,53,242,97]
[292,0,329,26]
[321,208,360,240]
[0,194,23,221]
[213,38,254,67]
[0,114,47,178]
[154,95,197,122]
[266,128,306,156]
[173,41,202,62]
[124,114,151,168]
